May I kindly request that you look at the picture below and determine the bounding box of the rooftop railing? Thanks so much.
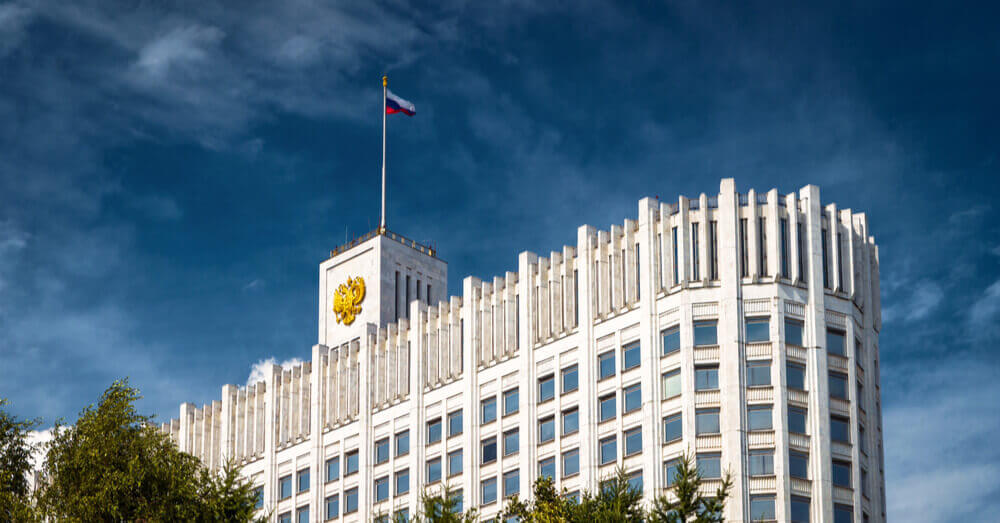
[329,227,437,258]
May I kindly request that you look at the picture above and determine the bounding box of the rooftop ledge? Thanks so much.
[329,226,437,259]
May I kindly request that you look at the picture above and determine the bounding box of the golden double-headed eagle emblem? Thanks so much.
[333,276,365,325]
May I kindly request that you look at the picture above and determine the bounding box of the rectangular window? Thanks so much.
[598,351,615,380]
[503,469,520,498]
[538,457,556,480]
[696,408,720,435]
[395,509,409,523]
[748,405,773,431]
[750,495,776,521]
[740,218,749,277]
[835,504,853,523]
[451,490,463,514]
[663,413,682,443]
[279,512,291,523]
[562,448,580,477]
[405,275,411,318]
[693,320,718,346]
[426,457,442,483]
[789,407,808,434]
[624,426,642,456]
[746,317,770,343]
[759,217,768,275]
[747,360,771,386]
[375,437,390,464]
[503,388,519,416]
[599,394,616,422]
[836,231,844,290]
[574,268,580,326]
[787,362,806,390]
[697,453,721,479]
[827,329,846,356]
[710,220,719,280]
[538,375,555,402]
[780,217,789,277]
[448,449,463,477]
[481,437,498,464]
[394,271,400,321]
[481,396,497,424]
[821,226,830,288]
[374,476,389,502]
[785,318,804,346]
[829,372,848,399]
[664,458,680,487]
[661,326,680,355]
[297,507,310,523]
[691,222,700,281]
[790,451,809,479]
[297,468,310,493]
[662,369,681,399]
[562,365,579,393]
[623,383,642,413]
[797,222,806,280]
[396,469,410,495]
[395,430,409,457]
[345,487,358,514]
[325,494,340,519]
[504,428,521,455]
[253,486,263,509]
[345,450,359,475]
[427,418,442,444]
[832,460,852,487]
[831,415,850,443]
[536,416,554,443]
[427,283,432,304]
[623,341,641,370]
[599,435,617,465]
[789,498,810,523]
[628,470,643,492]
[326,456,340,482]
[749,449,774,476]
[562,408,579,435]
[481,477,498,505]
[279,474,292,499]
[448,410,463,437]
[635,242,641,300]
[695,365,719,390]
[672,226,679,284]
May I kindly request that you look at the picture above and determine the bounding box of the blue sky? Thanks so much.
[1,1,998,519]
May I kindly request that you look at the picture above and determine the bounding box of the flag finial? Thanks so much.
[383,75,387,87]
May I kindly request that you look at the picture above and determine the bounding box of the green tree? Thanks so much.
[504,468,644,523]
[0,397,41,521]
[648,453,732,523]
[410,482,478,523]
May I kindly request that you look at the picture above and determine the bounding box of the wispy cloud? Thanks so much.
[246,357,303,388]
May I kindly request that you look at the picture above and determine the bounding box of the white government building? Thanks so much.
[163,178,885,523]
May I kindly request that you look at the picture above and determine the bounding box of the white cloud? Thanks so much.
[135,25,224,79]
[246,356,303,388]
[0,3,32,57]
[967,279,1000,341]
[882,280,943,323]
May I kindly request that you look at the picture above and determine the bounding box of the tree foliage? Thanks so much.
[406,482,478,523]
[0,397,41,521]
[648,453,732,523]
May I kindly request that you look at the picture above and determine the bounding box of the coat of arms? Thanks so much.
[333,276,366,325]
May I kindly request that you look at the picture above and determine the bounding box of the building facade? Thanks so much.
[164,178,885,522]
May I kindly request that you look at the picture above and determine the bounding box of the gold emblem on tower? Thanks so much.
[333,276,366,325]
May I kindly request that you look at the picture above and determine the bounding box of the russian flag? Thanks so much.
[386,89,416,116]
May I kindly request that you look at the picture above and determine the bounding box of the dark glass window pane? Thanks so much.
[790,451,809,479]
[832,461,851,487]
[374,476,389,501]
[481,478,497,505]
[396,469,410,495]
[599,351,615,379]
[279,475,292,499]
[787,362,806,390]
[503,389,519,416]
[562,449,580,476]
[426,458,442,483]
[829,373,848,399]
[345,488,358,513]
[539,457,555,479]
[427,419,442,444]
[790,496,810,523]
[375,438,390,464]
[746,318,770,343]
[750,496,776,520]
[827,329,846,356]
[599,395,616,422]
[694,321,717,346]
[562,365,579,393]
[834,504,853,523]
[789,407,807,434]
[448,410,463,437]
[599,436,617,464]
[831,416,850,442]
[697,454,721,479]
[749,449,774,476]
[326,457,340,482]
[482,438,497,464]
[325,495,339,519]
[538,376,555,402]
[664,459,680,486]
[503,470,519,498]
[696,409,720,434]
[297,469,310,492]
[482,397,497,423]
[695,366,719,390]
[623,383,642,412]
[663,413,682,442]
[747,361,771,386]
[662,326,680,355]
[662,369,681,398]
[748,406,773,431]
[562,408,579,435]
[623,342,641,370]
[396,431,410,456]
[624,427,642,455]
[504,429,520,455]
[785,319,804,346]
[448,450,463,476]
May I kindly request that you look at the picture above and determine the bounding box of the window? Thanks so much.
[692,222,700,280]
[836,231,844,290]
[746,317,770,343]
[427,418,442,444]
[503,388,519,416]
[694,320,717,346]
[696,408,720,435]
[740,218,749,277]
[759,216,768,276]
[788,407,807,434]
[827,329,845,356]
[405,275,411,318]
[531,417,551,443]
[785,318,804,346]
[326,456,340,482]
[788,451,809,479]
[821,226,830,288]
[482,396,497,423]
[450,490,463,514]
[859,424,868,455]
[664,458,680,487]
[481,477,498,505]
[857,381,865,411]
[504,428,520,455]
[598,351,615,380]
[750,495,776,521]
[253,486,263,509]
[325,494,340,519]
[862,467,870,498]
[562,448,580,477]
[297,468,310,493]
[662,326,680,356]
[481,437,498,464]
[503,469,520,498]
[448,410,463,437]
[834,504,853,523]
[790,496,810,523]
[426,457,442,483]
[628,470,643,492]
[396,469,410,495]
[797,223,806,280]
[662,369,681,399]
[697,453,721,479]
[279,475,292,499]
[623,383,642,413]
[375,437,390,464]
[562,408,579,435]
[562,365,579,393]
[345,487,358,514]
[710,220,719,280]
[748,405,772,431]
[672,226,679,284]
[345,450,359,475]
[624,426,642,456]
[663,413,682,443]
[780,217,789,278]
[749,449,774,476]
[623,341,641,370]
[395,430,409,456]
[448,449,463,477]
[539,457,556,479]
[279,512,291,523]
[787,362,806,390]
[829,372,848,399]
[695,365,719,390]
[599,394,616,422]
[396,509,409,523]
[832,460,851,487]
[831,416,850,443]
[374,476,389,502]
[599,436,617,465]
[538,375,555,402]
[747,360,771,386]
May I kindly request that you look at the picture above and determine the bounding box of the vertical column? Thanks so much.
[766,189,781,279]
[516,251,538,500]
[677,196,690,286]
[221,384,237,464]
[787,193,801,283]
[574,226,597,487]
[461,276,480,508]
[311,344,326,519]
[636,197,659,499]
[746,189,760,279]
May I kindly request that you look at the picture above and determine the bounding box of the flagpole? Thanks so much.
[380,75,387,232]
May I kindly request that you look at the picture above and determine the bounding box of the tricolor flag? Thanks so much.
[385,89,416,116]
